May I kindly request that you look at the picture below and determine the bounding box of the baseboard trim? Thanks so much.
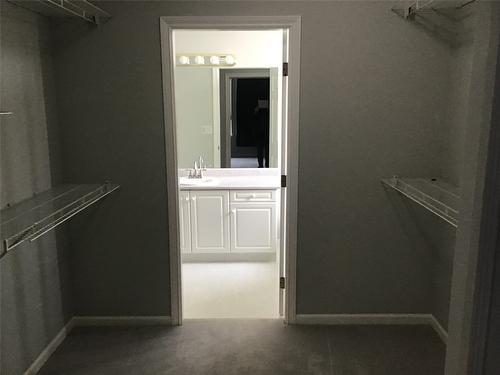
[23,318,75,375]
[72,315,172,327]
[295,313,431,325]
[23,313,445,373]
[295,313,448,344]
[429,315,448,344]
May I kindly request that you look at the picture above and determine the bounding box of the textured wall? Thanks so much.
[0,2,72,374]
[51,1,458,317]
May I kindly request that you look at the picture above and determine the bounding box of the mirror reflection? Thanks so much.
[173,30,283,169]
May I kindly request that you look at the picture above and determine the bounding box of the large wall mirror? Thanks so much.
[173,30,283,169]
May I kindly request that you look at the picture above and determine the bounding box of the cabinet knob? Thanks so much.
[185,197,189,202]
[191,196,196,201]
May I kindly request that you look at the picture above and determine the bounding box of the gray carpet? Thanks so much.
[38,320,445,375]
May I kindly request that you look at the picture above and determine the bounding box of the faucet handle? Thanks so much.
[198,156,206,171]
[193,161,202,178]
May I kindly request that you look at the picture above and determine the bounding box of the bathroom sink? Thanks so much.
[179,177,219,187]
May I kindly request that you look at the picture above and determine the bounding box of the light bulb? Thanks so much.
[225,55,235,65]
[194,56,205,65]
[178,56,189,65]
[209,56,220,65]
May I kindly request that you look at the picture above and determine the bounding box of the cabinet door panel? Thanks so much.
[230,203,276,253]
[190,190,230,253]
[179,191,191,253]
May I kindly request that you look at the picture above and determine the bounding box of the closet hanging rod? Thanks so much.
[382,176,459,227]
[456,0,476,9]
[392,0,477,19]
[416,0,476,10]
[27,186,115,243]
[7,0,111,25]
[0,182,120,258]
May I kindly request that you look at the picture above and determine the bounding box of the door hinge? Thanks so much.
[281,175,287,188]
[283,62,289,77]
[280,277,286,289]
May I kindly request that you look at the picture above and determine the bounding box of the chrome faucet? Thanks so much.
[198,156,206,172]
[188,156,205,179]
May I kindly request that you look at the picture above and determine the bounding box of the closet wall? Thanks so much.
[50,0,454,318]
[0,2,72,374]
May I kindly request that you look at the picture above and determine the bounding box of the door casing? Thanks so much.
[160,16,301,326]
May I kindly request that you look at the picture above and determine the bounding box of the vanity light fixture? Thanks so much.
[209,56,220,65]
[178,55,190,65]
[194,56,205,65]
[176,54,236,67]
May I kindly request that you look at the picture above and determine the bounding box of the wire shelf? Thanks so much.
[7,0,111,24]
[391,0,475,19]
[382,176,459,227]
[1,183,119,258]
[391,0,476,47]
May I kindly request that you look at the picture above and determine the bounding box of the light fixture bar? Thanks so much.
[176,54,236,67]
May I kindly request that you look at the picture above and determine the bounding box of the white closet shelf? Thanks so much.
[0,183,119,258]
[7,0,110,24]
[391,0,475,20]
[382,176,459,227]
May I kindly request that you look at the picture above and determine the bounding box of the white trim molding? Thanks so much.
[160,15,302,326]
[295,314,448,344]
[23,318,75,375]
[72,316,172,327]
[429,315,448,344]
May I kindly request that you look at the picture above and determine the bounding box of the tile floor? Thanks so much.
[38,320,446,375]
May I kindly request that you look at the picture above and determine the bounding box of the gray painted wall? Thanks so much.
[0,2,72,374]
[50,0,461,318]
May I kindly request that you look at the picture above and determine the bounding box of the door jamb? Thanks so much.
[160,16,301,326]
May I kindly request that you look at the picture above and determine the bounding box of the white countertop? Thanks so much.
[179,175,281,190]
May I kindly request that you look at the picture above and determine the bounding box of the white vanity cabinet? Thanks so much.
[179,191,192,253]
[230,191,276,253]
[189,190,230,253]
[179,189,277,254]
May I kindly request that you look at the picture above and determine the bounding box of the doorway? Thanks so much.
[220,69,274,168]
[160,16,301,325]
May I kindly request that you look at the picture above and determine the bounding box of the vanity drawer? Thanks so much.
[230,190,276,202]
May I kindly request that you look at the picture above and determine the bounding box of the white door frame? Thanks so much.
[160,16,301,326]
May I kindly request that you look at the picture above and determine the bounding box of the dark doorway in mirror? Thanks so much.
[231,78,269,168]
[232,78,270,168]
[220,68,273,168]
